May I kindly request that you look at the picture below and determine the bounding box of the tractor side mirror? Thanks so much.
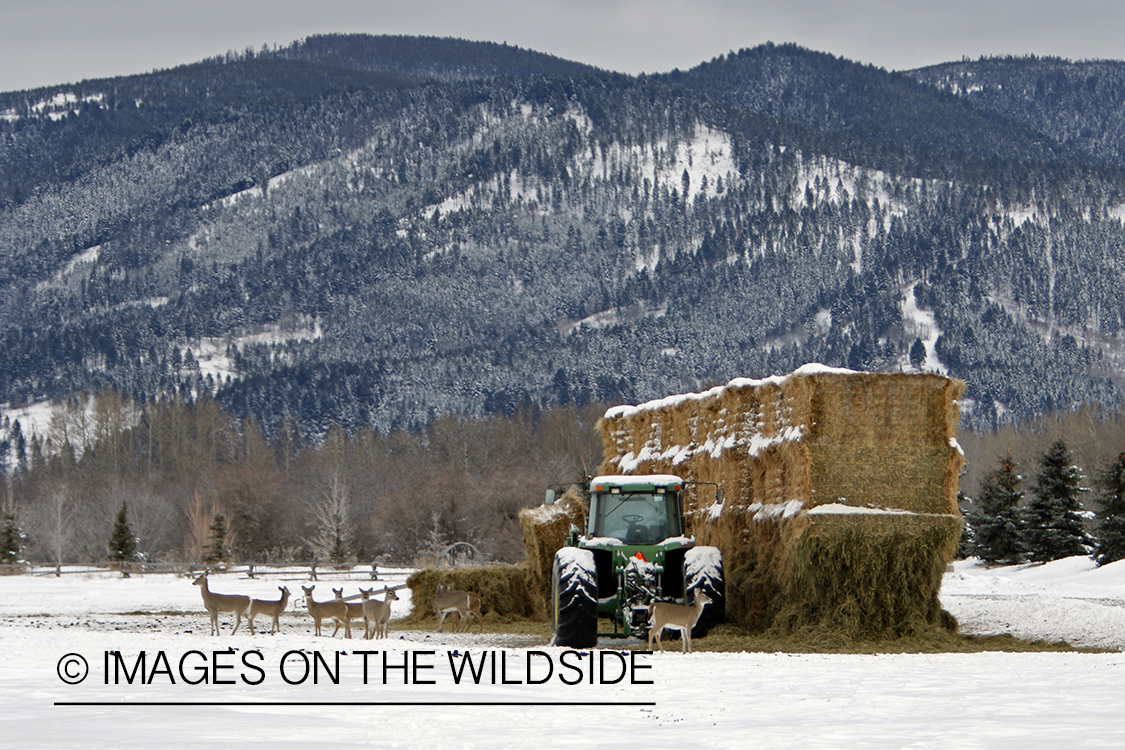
[716,487,725,505]
[544,488,557,505]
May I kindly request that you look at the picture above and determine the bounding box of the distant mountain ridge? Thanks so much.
[270,33,606,81]
[672,44,1096,176]
[2,34,1125,451]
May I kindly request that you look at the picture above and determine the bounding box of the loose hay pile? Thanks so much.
[406,490,586,624]
[406,564,540,625]
[598,365,965,639]
[518,488,587,605]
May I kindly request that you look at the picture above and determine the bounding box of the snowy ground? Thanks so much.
[2,558,1125,749]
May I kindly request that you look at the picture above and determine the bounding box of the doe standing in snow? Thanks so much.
[648,591,713,653]
[301,584,351,638]
[248,585,290,635]
[333,586,371,639]
[362,586,399,640]
[193,573,251,636]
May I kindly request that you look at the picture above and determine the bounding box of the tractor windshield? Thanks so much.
[591,491,682,544]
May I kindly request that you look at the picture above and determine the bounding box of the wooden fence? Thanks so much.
[2,560,397,582]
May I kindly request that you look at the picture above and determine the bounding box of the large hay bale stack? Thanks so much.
[598,365,964,637]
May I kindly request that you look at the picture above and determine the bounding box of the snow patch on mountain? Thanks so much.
[1,91,107,122]
[558,301,668,336]
[188,318,324,382]
[901,281,948,374]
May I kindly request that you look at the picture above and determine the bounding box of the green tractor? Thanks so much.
[547,474,725,648]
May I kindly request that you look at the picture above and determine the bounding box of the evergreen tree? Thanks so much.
[1,511,24,565]
[955,490,975,559]
[909,337,926,370]
[970,454,1026,564]
[1092,451,1125,566]
[108,501,138,562]
[203,513,229,565]
[326,519,351,565]
[12,421,26,473]
[1023,440,1091,562]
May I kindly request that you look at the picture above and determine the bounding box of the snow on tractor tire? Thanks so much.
[551,547,598,648]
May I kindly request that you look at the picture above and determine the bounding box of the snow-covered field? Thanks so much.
[3,558,1124,749]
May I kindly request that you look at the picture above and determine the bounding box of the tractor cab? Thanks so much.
[587,475,685,544]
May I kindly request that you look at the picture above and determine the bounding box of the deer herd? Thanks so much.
[192,573,708,652]
[191,573,478,639]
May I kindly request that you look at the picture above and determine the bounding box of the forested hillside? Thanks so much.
[2,35,1125,455]
[673,45,1091,176]
[909,56,1125,170]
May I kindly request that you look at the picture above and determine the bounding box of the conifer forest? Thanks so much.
[5,36,1125,564]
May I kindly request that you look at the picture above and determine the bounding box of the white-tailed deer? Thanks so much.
[647,591,713,653]
[301,585,350,638]
[456,593,484,634]
[193,573,251,636]
[433,584,477,633]
[332,586,372,639]
[248,585,290,635]
[362,586,399,640]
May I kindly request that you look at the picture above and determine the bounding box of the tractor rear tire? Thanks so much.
[685,546,725,638]
[551,548,598,649]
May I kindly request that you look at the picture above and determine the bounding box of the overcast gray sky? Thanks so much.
[2,0,1123,93]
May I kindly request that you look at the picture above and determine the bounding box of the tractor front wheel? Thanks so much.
[551,548,598,648]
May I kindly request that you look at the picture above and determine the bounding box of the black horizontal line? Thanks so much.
[56,701,656,707]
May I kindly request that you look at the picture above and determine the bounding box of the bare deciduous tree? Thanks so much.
[184,488,220,563]
[308,467,355,565]
[34,485,73,568]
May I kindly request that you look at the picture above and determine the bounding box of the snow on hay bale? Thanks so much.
[598,364,965,638]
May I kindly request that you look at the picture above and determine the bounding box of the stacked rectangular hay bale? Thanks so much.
[598,365,965,638]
